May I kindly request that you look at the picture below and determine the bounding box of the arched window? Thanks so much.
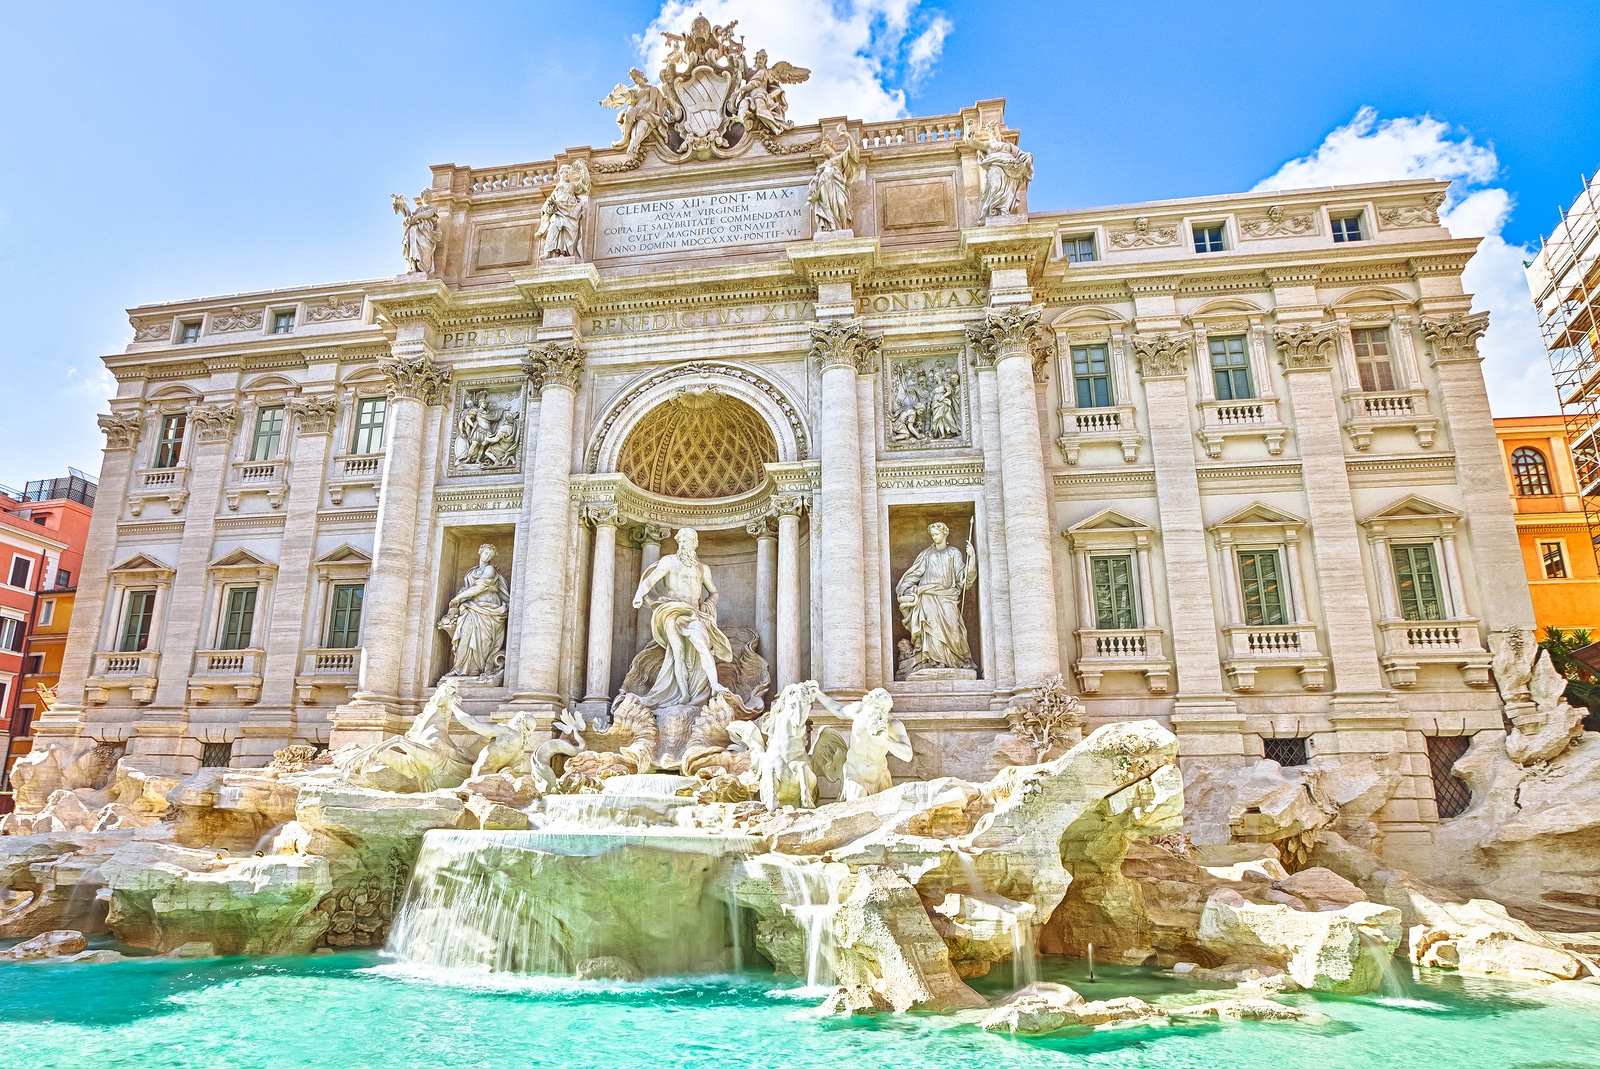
[1511,447,1553,496]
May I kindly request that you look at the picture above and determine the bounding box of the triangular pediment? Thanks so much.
[315,543,372,566]
[109,552,173,576]
[1067,507,1153,533]
[1210,502,1307,531]
[1361,494,1462,525]
[209,547,276,570]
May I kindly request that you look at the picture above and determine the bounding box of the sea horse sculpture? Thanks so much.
[728,681,820,810]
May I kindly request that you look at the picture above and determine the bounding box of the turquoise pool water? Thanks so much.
[1,952,1596,1069]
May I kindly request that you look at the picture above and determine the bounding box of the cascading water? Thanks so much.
[1010,904,1039,989]
[744,854,848,989]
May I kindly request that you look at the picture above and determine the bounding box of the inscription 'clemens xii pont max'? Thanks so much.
[595,184,810,257]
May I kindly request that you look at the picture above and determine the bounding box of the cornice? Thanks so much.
[509,261,602,311]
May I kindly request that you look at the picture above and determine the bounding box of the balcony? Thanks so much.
[295,647,361,704]
[1344,390,1437,451]
[1222,623,1328,691]
[1073,628,1171,694]
[1197,398,1287,459]
[85,650,161,704]
[226,459,289,511]
[328,454,383,505]
[128,466,189,517]
[1379,619,1492,687]
[1057,405,1141,464]
[188,648,265,704]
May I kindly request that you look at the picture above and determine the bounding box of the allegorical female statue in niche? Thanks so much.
[438,543,509,682]
[895,522,978,677]
[537,159,591,259]
[808,123,860,233]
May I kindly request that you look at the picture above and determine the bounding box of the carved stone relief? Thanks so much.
[1240,205,1315,239]
[211,307,263,333]
[306,295,364,322]
[450,384,525,474]
[132,320,171,343]
[1109,217,1178,249]
[884,354,968,449]
[1378,192,1446,228]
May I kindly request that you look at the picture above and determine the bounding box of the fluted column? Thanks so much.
[582,505,621,707]
[632,524,666,653]
[966,307,1061,688]
[773,494,806,689]
[510,341,586,709]
[748,516,778,676]
[811,320,878,699]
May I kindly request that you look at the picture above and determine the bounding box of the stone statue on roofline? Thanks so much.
[809,124,860,233]
[391,190,440,274]
[537,159,591,259]
[967,122,1033,217]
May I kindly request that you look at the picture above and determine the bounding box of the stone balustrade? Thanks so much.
[1072,627,1172,694]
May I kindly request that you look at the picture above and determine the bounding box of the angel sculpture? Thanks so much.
[452,709,541,779]
[731,50,809,136]
[537,159,591,259]
[967,122,1034,217]
[808,124,861,233]
[391,191,440,275]
[727,680,820,810]
[601,68,674,156]
[810,687,912,801]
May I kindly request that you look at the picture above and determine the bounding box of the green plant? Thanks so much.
[1540,627,1600,731]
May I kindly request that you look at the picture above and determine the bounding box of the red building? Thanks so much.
[0,470,95,802]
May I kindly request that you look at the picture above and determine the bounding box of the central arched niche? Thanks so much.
[617,387,778,499]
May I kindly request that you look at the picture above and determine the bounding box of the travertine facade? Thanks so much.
[40,38,1534,874]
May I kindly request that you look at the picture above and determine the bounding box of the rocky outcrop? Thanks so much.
[1197,888,1401,993]
[1409,899,1596,983]
[0,826,172,939]
[0,928,88,960]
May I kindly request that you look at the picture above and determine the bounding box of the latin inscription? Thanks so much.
[441,325,538,350]
[595,184,810,257]
[856,288,988,314]
[589,301,814,336]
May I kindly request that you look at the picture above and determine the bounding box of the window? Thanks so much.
[15,705,34,736]
[1193,223,1226,253]
[1427,735,1473,818]
[1062,234,1096,263]
[251,405,285,462]
[1350,328,1396,392]
[1209,335,1253,400]
[1072,345,1113,408]
[119,589,157,652]
[1392,543,1446,621]
[1540,541,1568,579]
[38,600,54,626]
[179,321,201,344]
[220,587,258,650]
[1263,736,1309,767]
[24,653,44,675]
[352,397,387,454]
[1090,555,1138,630]
[1331,214,1365,242]
[0,617,24,652]
[325,583,365,648]
[54,569,70,590]
[1511,447,1553,496]
[271,310,295,334]
[155,414,186,468]
[200,741,233,769]
[31,514,46,526]
[8,556,31,589]
[1237,550,1288,626]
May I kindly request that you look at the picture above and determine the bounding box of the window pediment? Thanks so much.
[1064,507,1153,550]
[1210,501,1307,533]
[209,547,278,580]
[109,552,175,581]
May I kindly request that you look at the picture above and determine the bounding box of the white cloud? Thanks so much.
[1256,107,1556,416]
[637,0,951,122]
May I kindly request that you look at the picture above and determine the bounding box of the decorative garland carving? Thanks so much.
[522,341,587,393]
[1273,324,1338,370]
[288,396,339,436]
[211,306,263,333]
[1421,311,1490,364]
[1240,205,1315,239]
[97,413,143,450]
[966,305,1052,378]
[1109,216,1178,249]
[810,319,881,375]
[132,321,171,343]
[1131,333,1192,380]
[1378,192,1446,228]
[306,295,364,322]
[189,403,239,443]
[380,353,452,405]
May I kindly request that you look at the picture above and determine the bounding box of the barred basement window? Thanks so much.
[1262,737,1309,767]
[200,741,233,769]
[1427,735,1473,818]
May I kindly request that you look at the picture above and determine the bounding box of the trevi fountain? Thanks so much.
[3,15,1599,1069]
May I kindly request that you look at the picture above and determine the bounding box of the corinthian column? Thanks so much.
[633,524,666,653]
[966,306,1061,688]
[748,515,778,675]
[773,494,806,689]
[510,341,586,710]
[582,504,621,708]
[811,320,879,699]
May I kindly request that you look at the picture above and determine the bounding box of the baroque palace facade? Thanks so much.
[39,27,1533,866]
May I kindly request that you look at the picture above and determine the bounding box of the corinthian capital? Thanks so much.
[809,319,881,375]
[966,305,1051,378]
[1421,311,1490,364]
[380,352,452,405]
[771,493,808,518]
[582,503,621,527]
[189,403,239,443]
[1273,324,1338,371]
[97,412,143,450]
[522,341,587,394]
[287,396,339,436]
[1131,333,1192,380]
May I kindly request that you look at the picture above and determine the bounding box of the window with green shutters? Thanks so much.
[352,397,387,454]
[326,583,364,648]
[1237,550,1287,626]
[220,587,258,650]
[120,589,156,652]
[1072,345,1113,408]
[1391,543,1446,621]
[250,405,285,462]
[154,414,186,468]
[1209,336,1253,400]
[1090,555,1138,630]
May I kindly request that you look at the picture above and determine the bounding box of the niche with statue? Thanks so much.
[888,502,982,681]
[432,526,515,689]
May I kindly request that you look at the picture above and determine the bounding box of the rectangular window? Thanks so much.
[1262,736,1309,767]
[0,617,24,652]
[38,600,54,626]
[119,589,157,652]
[1237,549,1288,626]
[1427,735,1473,818]
[220,587,258,650]
[200,741,233,769]
[8,556,31,589]
[179,321,201,344]
[325,583,365,648]
[1062,234,1096,263]
[250,405,285,462]
[155,414,186,468]
[271,310,295,334]
[1392,543,1446,621]
[1541,541,1569,579]
[352,397,387,455]
[1193,223,1226,253]
[24,652,44,675]
[1209,335,1254,400]
[1331,214,1365,242]
[1072,345,1113,408]
[15,704,34,736]
[55,569,70,590]
[1351,328,1397,392]
[1090,555,1138,630]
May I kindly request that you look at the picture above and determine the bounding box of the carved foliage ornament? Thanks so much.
[1132,333,1191,380]
[811,319,881,375]
[1274,324,1338,370]
[98,412,143,450]
[211,306,263,333]
[966,305,1052,378]
[307,295,363,322]
[1109,216,1178,249]
[1240,204,1315,239]
[189,403,239,443]
[132,320,171,343]
[1378,192,1446,228]
[523,342,587,393]
[771,493,808,518]
[583,503,621,527]
[1422,311,1490,363]
[288,396,339,436]
[381,353,452,405]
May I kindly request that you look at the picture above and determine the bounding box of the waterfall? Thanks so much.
[1360,931,1408,1000]
[745,854,848,990]
[1010,904,1039,989]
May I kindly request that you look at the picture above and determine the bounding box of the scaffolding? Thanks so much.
[1530,169,1600,565]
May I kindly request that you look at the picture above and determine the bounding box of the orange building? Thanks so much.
[1495,415,1600,634]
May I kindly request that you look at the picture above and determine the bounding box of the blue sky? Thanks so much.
[2,0,1596,489]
